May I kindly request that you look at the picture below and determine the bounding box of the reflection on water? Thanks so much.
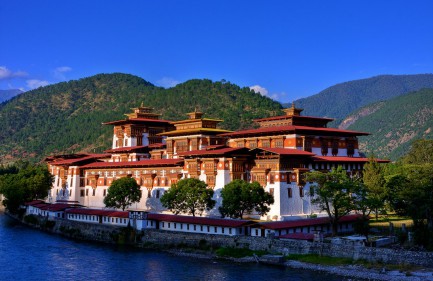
[0,213,347,281]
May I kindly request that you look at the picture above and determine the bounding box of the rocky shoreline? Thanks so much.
[165,249,433,281]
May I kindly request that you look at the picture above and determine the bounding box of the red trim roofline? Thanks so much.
[103,118,172,125]
[147,213,253,228]
[312,156,390,163]
[221,125,370,138]
[254,115,334,122]
[253,147,315,156]
[81,159,184,169]
[177,147,250,157]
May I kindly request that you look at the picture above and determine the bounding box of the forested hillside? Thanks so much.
[0,89,23,103]
[291,74,433,126]
[345,88,433,160]
[0,73,282,163]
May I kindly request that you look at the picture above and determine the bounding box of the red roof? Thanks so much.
[147,213,253,228]
[81,159,184,169]
[104,145,149,153]
[259,214,364,230]
[48,154,111,165]
[148,143,166,148]
[312,156,390,163]
[255,148,315,156]
[222,125,369,137]
[66,208,129,218]
[24,200,46,206]
[254,115,334,122]
[177,147,250,157]
[103,118,172,125]
[39,203,81,212]
[105,144,166,153]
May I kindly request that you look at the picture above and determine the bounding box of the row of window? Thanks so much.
[161,222,236,235]
[78,188,164,198]
[68,214,127,224]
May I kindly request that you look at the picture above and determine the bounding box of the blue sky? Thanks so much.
[1,0,432,103]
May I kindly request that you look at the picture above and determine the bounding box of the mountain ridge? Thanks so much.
[0,73,282,163]
[345,88,433,160]
[291,74,433,126]
[0,89,23,103]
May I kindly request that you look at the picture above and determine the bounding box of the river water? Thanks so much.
[0,212,348,281]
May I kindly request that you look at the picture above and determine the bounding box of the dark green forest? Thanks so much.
[347,88,433,160]
[0,73,282,163]
[291,74,433,126]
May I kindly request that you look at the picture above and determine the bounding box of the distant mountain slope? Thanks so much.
[0,73,282,163]
[0,89,23,103]
[292,74,433,125]
[345,88,433,160]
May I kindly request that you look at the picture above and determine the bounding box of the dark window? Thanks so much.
[156,190,160,198]
[299,187,304,197]
[103,189,106,196]
[86,189,89,196]
[80,190,85,197]
[92,189,96,196]
[288,188,292,198]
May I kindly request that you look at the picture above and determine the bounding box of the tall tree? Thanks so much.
[219,179,274,219]
[401,139,433,165]
[0,163,53,214]
[103,177,142,211]
[306,167,356,236]
[362,155,386,219]
[386,164,433,248]
[160,178,215,217]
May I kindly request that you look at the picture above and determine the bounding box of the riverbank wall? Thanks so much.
[17,214,433,268]
[141,229,433,267]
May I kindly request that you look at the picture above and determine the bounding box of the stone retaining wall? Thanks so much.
[19,215,433,267]
[141,229,433,267]
[24,215,133,244]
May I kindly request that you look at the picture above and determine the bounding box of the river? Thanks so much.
[0,212,349,281]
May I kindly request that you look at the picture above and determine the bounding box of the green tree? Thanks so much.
[0,163,53,214]
[103,177,142,211]
[401,139,433,165]
[386,164,433,248]
[219,179,274,219]
[362,155,386,219]
[306,166,356,236]
[160,178,215,217]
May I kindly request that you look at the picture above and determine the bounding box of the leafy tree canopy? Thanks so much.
[160,178,215,217]
[401,139,433,165]
[306,166,357,236]
[219,179,274,219]
[385,164,433,248]
[0,162,53,214]
[103,177,142,211]
[362,155,386,219]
